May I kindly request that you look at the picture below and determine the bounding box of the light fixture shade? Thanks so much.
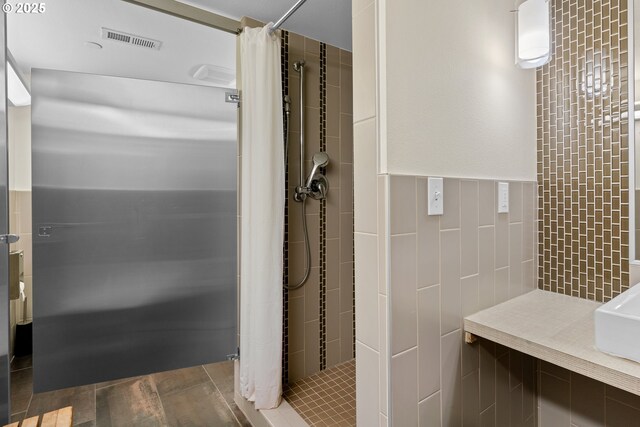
[516,0,551,69]
[7,58,30,106]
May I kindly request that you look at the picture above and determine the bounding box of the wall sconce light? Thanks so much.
[516,0,551,69]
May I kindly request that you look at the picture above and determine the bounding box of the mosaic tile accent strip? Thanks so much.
[284,359,355,427]
[537,0,630,302]
[319,42,328,371]
[281,29,290,384]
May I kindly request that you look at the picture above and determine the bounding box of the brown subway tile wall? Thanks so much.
[284,30,354,383]
[537,0,630,301]
[389,176,538,426]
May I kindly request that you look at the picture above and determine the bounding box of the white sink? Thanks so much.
[595,284,640,363]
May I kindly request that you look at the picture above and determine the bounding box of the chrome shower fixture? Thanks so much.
[295,151,330,201]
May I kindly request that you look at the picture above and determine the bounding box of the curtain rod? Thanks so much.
[268,0,308,34]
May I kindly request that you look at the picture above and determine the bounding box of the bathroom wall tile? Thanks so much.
[570,372,605,427]
[480,405,496,427]
[461,180,479,277]
[462,371,480,427]
[378,176,388,296]
[326,238,340,290]
[379,294,388,415]
[495,353,510,427]
[522,182,535,261]
[340,213,354,263]
[509,223,523,298]
[441,330,462,427]
[341,65,354,117]
[326,44,340,87]
[522,356,536,420]
[304,320,320,377]
[340,50,352,66]
[326,187,340,240]
[478,226,495,310]
[326,85,340,139]
[340,262,354,313]
[418,391,441,427]
[509,182,522,224]
[390,176,416,235]
[326,289,340,342]
[340,114,354,164]
[304,107,321,156]
[605,385,640,410]
[540,360,570,381]
[355,233,379,350]
[353,118,377,234]
[495,267,509,305]
[289,351,305,383]
[539,372,570,427]
[495,198,509,269]
[327,138,341,185]
[441,178,460,230]
[339,311,354,362]
[303,56,320,110]
[352,2,374,121]
[391,348,418,427]
[352,0,374,17]
[417,285,440,400]
[440,230,461,335]
[479,339,496,412]
[17,191,31,235]
[340,164,354,214]
[479,181,495,227]
[461,275,479,376]
[509,383,523,427]
[289,297,305,353]
[605,398,640,427]
[326,339,340,367]
[390,234,417,354]
[523,260,535,292]
[417,181,440,288]
[356,342,380,426]
[304,270,320,322]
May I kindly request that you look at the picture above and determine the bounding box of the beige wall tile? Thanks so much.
[495,195,509,269]
[326,289,340,342]
[327,137,341,182]
[340,114,354,164]
[605,398,640,427]
[461,180,479,277]
[339,311,354,362]
[441,330,462,427]
[509,182,523,224]
[509,223,523,298]
[326,185,340,240]
[304,271,320,322]
[353,118,377,233]
[478,227,495,310]
[326,339,340,367]
[390,233,417,354]
[304,37,320,55]
[340,262,354,313]
[304,320,320,377]
[480,405,496,427]
[510,383,523,425]
[495,353,510,426]
[341,65,353,117]
[418,391,441,427]
[391,348,418,426]
[462,371,480,426]
[570,372,605,427]
[417,179,440,289]
[417,285,440,400]
[441,178,460,230]
[289,296,305,353]
[390,175,416,235]
[606,385,640,409]
[326,85,340,139]
[539,372,571,427]
[356,341,380,426]
[379,294,388,415]
[326,45,340,87]
[352,2,374,121]
[326,238,340,290]
[340,213,354,263]
[461,276,479,376]
[289,351,305,383]
[522,182,535,261]
[340,163,353,213]
[479,340,496,412]
[479,181,495,227]
[378,176,388,296]
[355,233,379,350]
[441,230,461,335]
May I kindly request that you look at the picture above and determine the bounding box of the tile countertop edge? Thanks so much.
[463,289,640,396]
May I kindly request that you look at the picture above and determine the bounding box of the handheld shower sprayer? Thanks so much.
[305,152,329,188]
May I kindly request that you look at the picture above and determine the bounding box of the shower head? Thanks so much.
[312,152,329,168]
[305,152,330,188]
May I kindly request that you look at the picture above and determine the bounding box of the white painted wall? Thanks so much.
[382,0,537,181]
[8,106,31,191]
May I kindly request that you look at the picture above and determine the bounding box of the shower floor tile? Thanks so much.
[284,359,355,427]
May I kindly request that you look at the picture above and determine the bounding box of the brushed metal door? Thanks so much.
[31,69,237,392]
[0,12,10,425]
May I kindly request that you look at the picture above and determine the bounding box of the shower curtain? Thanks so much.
[239,24,285,410]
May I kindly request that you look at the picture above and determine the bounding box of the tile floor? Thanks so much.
[284,360,355,427]
[10,356,250,426]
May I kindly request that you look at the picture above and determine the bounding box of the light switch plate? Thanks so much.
[498,182,509,213]
[428,177,444,216]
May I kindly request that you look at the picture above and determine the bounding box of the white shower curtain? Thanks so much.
[239,24,285,410]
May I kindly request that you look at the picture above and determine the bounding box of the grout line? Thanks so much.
[203,365,244,426]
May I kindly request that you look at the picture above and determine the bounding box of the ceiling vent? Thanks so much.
[101,28,162,50]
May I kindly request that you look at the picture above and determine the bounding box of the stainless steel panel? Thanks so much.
[0,12,9,425]
[31,70,237,392]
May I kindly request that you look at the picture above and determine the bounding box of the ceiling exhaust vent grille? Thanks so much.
[101,28,162,50]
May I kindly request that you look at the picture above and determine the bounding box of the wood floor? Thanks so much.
[10,356,251,427]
